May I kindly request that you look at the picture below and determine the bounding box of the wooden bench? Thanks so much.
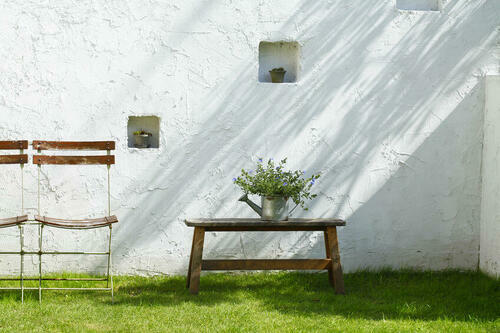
[185,218,346,294]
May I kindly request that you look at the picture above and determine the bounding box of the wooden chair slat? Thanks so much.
[33,155,115,165]
[0,154,28,164]
[33,141,115,151]
[34,215,118,229]
[0,141,28,150]
[0,215,29,228]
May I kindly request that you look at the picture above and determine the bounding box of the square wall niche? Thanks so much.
[127,116,160,149]
[396,0,440,11]
[259,41,300,83]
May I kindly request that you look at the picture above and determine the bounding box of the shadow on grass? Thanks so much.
[0,271,497,323]
[111,270,499,322]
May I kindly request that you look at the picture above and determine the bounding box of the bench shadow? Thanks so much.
[111,271,499,322]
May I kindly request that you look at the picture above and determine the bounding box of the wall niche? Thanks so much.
[127,116,160,149]
[258,41,300,83]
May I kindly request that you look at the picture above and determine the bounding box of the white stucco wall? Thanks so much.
[0,0,499,276]
[480,75,500,278]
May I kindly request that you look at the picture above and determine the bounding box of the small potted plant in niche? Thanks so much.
[133,130,152,148]
[269,67,286,83]
[233,158,320,221]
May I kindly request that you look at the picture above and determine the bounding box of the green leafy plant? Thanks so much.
[233,158,320,210]
[133,130,152,136]
[270,67,285,72]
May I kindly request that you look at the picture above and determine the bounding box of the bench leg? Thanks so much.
[186,229,196,289]
[325,226,345,294]
[188,227,205,294]
[324,229,334,288]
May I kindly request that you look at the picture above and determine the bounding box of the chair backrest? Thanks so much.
[32,141,115,165]
[0,141,28,165]
[32,141,116,216]
[0,140,28,215]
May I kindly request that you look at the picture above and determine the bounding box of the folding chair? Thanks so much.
[32,141,118,302]
[0,141,29,302]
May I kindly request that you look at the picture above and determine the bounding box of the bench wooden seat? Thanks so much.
[34,215,118,229]
[0,215,29,228]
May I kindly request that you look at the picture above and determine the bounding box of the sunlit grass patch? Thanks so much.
[0,270,498,332]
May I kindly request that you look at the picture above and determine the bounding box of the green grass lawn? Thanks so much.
[0,270,498,332]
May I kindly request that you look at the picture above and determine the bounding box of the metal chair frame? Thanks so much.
[0,141,118,303]
[0,141,29,302]
[32,141,118,303]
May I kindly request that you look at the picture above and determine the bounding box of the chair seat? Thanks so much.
[0,215,28,228]
[34,215,118,229]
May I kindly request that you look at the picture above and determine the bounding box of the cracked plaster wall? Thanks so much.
[0,0,499,276]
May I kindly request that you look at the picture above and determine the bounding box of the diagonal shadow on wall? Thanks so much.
[100,0,497,275]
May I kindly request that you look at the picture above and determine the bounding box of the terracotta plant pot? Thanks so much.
[269,69,286,83]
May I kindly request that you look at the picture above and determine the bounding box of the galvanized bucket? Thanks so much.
[134,134,151,148]
[261,196,289,220]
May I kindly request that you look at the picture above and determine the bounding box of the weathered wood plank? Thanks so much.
[0,141,28,150]
[33,141,115,151]
[186,232,197,289]
[34,215,118,229]
[188,227,205,294]
[186,218,346,228]
[202,259,332,271]
[0,215,28,228]
[326,226,345,294]
[205,226,326,232]
[0,154,28,164]
[324,230,335,288]
[33,155,115,165]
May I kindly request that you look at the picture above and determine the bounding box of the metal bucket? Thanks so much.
[261,196,289,221]
[134,134,151,148]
